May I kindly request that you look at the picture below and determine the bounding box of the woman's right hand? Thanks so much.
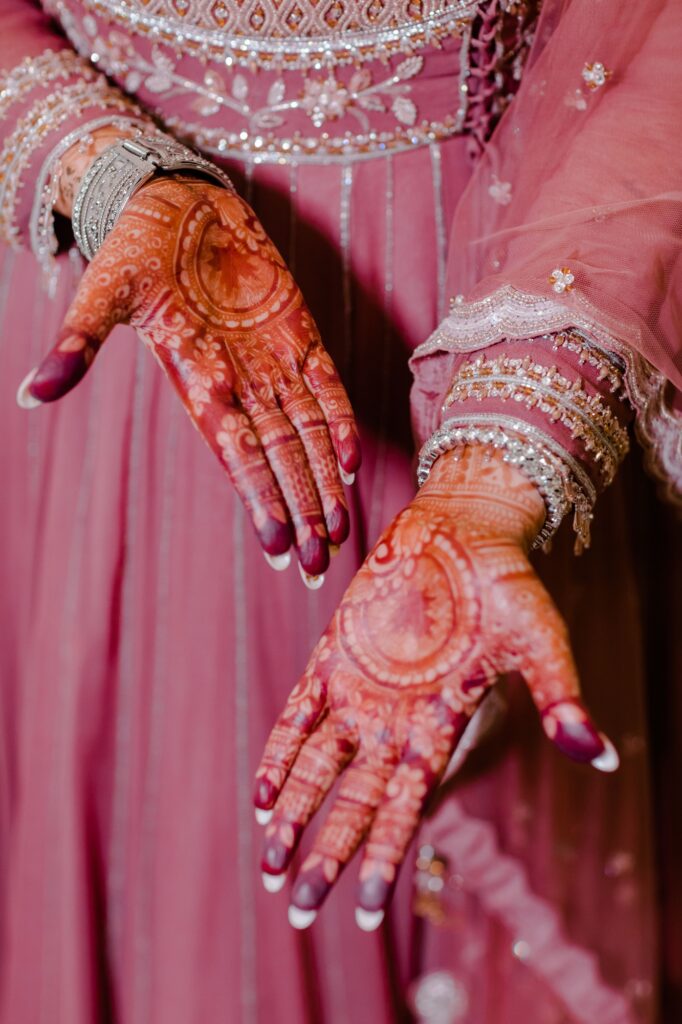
[19,175,360,577]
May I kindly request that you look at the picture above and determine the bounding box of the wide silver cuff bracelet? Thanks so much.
[72,134,234,260]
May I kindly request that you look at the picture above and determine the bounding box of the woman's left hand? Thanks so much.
[253,446,618,930]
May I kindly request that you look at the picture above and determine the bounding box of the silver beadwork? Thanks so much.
[441,353,630,486]
[71,134,234,261]
[62,0,481,71]
[417,413,596,550]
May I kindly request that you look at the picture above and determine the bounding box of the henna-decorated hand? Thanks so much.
[253,447,618,929]
[19,175,360,576]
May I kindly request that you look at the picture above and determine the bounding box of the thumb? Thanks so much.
[17,327,102,407]
[17,249,131,408]
[504,575,619,773]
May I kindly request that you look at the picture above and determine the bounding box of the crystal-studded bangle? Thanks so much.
[417,413,597,552]
[71,135,235,260]
[442,354,629,488]
[31,115,150,294]
[547,329,624,394]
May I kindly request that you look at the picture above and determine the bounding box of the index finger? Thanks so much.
[254,661,328,815]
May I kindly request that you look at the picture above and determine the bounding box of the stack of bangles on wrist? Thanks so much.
[417,330,630,553]
[71,134,234,260]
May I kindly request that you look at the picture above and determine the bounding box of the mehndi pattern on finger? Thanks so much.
[255,446,616,924]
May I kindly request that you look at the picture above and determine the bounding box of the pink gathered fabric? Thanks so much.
[410,0,682,512]
[425,0,682,386]
[0,2,676,1022]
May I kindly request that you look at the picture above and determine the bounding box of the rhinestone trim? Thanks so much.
[0,77,137,247]
[442,353,630,486]
[71,134,233,259]
[61,0,481,70]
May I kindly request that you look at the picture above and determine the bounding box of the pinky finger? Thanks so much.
[302,341,361,477]
[254,663,328,813]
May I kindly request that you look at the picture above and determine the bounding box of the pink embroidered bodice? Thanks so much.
[42,0,539,161]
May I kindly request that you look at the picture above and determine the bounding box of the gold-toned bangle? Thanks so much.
[442,354,629,487]
[545,329,624,395]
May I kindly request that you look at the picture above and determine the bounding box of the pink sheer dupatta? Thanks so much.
[410,0,682,504]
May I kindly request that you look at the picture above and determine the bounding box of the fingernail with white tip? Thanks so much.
[592,735,619,773]
[16,368,41,409]
[298,562,324,590]
[262,872,286,894]
[264,551,291,572]
[338,463,355,486]
[288,906,317,929]
[355,908,384,932]
[255,808,273,826]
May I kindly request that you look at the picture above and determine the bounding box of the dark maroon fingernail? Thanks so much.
[30,349,91,402]
[339,433,362,474]
[542,701,605,763]
[298,536,329,577]
[258,519,292,557]
[254,777,279,809]
[291,871,331,911]
[326,502,350,545]
[357,872,392,913]
[261,822,303,874]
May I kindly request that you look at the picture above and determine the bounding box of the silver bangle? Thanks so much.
[417,413,597,551]
[72,134,234,260]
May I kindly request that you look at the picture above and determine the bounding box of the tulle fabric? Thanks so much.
[441,0,682,383]
[409,0,682,503]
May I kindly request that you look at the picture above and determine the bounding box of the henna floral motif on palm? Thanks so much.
[26,175,360,573]
[254,448,618,925]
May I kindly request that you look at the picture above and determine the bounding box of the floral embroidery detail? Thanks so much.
[50,0,536,161]
[300,76,350,126]
[549,267,575,294]
[582,62,612,91]
[488,175,512,205]
[298,59,422,128]
[81,17,427,138]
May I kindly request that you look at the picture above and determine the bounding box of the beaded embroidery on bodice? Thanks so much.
[72,0,481,67]
[44,0,539,160]
[133,0,473,39]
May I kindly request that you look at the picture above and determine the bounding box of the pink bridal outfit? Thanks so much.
[0,1,680,1022]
